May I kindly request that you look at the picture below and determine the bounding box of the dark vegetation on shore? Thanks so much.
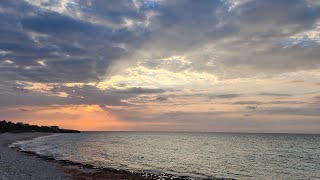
[0,120,80,133]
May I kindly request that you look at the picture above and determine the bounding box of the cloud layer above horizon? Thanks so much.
[1,0,320,133]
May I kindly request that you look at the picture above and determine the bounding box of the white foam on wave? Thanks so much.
[9,134,61,152]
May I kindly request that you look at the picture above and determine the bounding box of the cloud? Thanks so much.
[131,0,320,77]
[286,80,305,84]
[232,100,305,105]
[115,87,166,94]
[155,96,168,102]
[313,96,320,101]
[210,94,241,99]
[98,65,218,90]
[257,93,292,97]
[1,0,320,86]
[1,0,320,132]
[139,56,191,72]
[245,106,257,110]
[0,0,150,86]
[261,107,320,117]
[233,101,260,105]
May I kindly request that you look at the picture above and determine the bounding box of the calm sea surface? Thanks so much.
[12,132,320,179]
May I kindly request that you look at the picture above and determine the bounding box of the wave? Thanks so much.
[9,135,233,180]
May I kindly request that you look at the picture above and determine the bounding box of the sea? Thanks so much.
[10,132,320,180]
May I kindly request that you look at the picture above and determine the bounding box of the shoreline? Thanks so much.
[1,133,235,180]
[0,132,71,180]
[1,132,156,180]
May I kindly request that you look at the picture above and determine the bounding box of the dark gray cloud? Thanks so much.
[21,13,95,34]
[215,0,320,75]
[233,101,261,105]
[116,87,166,94]
[1,0,320,86]
[314,96,320,100]
[229,0,320,34]
[261,107,320,117]
[1,0,320,85]
[233,100,304,105]
[245,106,257,110]
[210,94,241,99]
[0,0,158,113]
[257,93,292,97]
[287,80,305,84]
[156,96,168,102]
[0,83,166,107]
[0,0,149,85]
[133,0,320,77]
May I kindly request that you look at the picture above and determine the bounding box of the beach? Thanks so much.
[0,133,71,180]
[0,133,158,180]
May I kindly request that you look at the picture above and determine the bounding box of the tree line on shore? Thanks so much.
[0,120,80,133]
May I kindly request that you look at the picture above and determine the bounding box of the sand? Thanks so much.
[0,133,71,180]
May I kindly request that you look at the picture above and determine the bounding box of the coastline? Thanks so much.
[0,132,71,180]
[1,133,234,180]
[0,133,158,180]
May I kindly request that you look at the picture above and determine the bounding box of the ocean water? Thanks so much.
[11,132,320,179]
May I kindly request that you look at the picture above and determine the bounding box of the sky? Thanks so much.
[0,0,320,133]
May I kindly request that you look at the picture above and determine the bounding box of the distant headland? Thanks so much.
[0,120,80,133]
